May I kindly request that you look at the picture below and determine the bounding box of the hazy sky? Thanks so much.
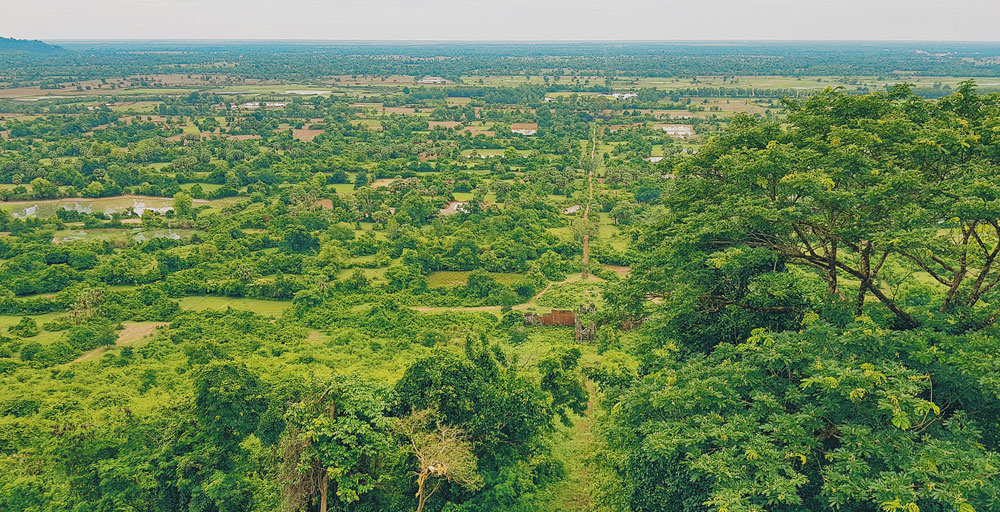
[1,0,998,41]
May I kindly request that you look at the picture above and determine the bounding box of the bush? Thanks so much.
[415,329,445,347]
[19,341,42,361]
[65,319,117,351]
[42,318,74,332]
[68,250,99,270]
[8,317,39,338]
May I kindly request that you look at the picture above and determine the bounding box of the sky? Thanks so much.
[1,0,998,41]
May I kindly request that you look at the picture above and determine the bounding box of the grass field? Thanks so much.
[177,296,292,316]
[426,270,526,288]
[336,266,389,283]
[535,280,605,309]
[0,312,68,345]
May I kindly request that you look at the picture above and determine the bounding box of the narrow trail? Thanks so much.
[541,379,599,511]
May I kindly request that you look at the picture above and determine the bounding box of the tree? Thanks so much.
[465,269,498,298]
[330,170,349,184]
[538,347,589,425]
[398,191,433,225]
[281,225,319,254]
[629,85,1000,332]
[536,250,567,281]
[571,217,598,243]
[281,377,393,512]
[594,325,1000,512]
[194,361,268,444]
[633,185,660,204]
[80,181,105,198]
[71,287,105,324]
[394,337,555,509]
[65,318,116,351]
[395,409,483,512]
[173,191,195,219]
[29,178,58,199]
[354,172,369,189]
[580,148,602,177]
[610,200,636,225]
[596,84,1000,512]
[68,249,98,270]
[354,186,380,220]
[385,264,427,292]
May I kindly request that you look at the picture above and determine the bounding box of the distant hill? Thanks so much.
[0,37,63,53]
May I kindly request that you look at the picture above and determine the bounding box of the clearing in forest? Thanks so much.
[73,321,167,363]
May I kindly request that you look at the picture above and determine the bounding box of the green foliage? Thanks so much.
[539,347,589,425]
[280,376,393,510]
[7,317,38,338]
[596,85,1000,512]
[64,318,116,351]
[395,335,558,509]
[594,324,1000,512]
[194,361,269,443]
[10,42,1000,512]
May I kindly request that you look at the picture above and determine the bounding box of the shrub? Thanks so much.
[8,317,39,338]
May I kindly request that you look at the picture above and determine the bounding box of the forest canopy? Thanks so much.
[596,83,1000,512]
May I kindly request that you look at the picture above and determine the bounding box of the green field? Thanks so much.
[177,296,292,316]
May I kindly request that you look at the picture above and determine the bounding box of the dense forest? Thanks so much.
[1,41,1000,512]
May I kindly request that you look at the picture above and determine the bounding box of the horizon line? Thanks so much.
[38,38,1000,44]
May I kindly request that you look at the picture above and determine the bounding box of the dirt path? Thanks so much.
[73,321,167,363]
[529,281,556,304]
[536,380,598,511]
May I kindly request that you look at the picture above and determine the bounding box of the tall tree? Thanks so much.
[280,377,392,512]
